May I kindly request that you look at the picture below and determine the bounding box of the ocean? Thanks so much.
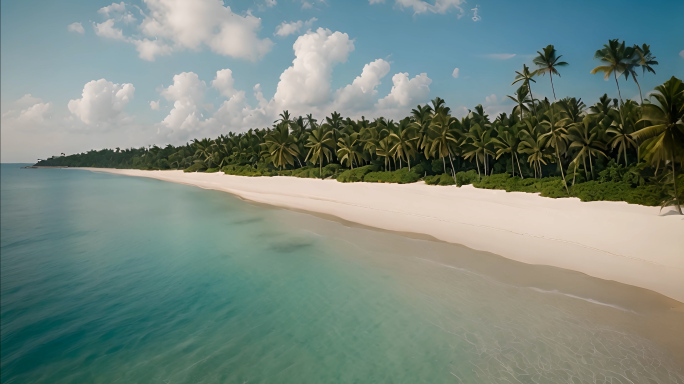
[1,164,682,383]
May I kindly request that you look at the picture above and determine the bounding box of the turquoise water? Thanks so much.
[1,164,683,383]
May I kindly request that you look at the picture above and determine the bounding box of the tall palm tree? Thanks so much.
[337,134,364,170]
[519,123,550,179]
[567,116,607,180]
[627,44,658,104]
[507,86,532,122]
[389,118,418,170]
[491,123,524,178]
[631,76,684,214]
[512,64,538,116]
[606,101,639,166]
[591,39,635,106]
[533,45,568,100]
[264,123,300,170]
[427,112,460,176]
[540,105,571,193]
[305,126,335,177]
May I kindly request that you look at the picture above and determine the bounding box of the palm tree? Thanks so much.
[491,123,524,178]
[264,123,301,170]
[519,123,550,179]
[540,105,571,193]
[627,44,658,104]
[512,64,538,116]
[427,112,460,176]
[389,118,418,170]
[567,115,607,180]
[606,101,639,166]
[337,134,364,169]
[631,76,684,214]
[507,86,532,122]
[533,45,568,100]
[375,137,394,171]
[305,126,335,177]
[591,39,635,106]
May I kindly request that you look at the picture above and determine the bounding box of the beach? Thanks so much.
[86,168,684,303]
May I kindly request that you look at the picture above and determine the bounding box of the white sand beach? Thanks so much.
[87,168,684,303]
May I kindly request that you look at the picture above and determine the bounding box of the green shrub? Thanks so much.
[205,168,219,173]
[222,164,273,176]
[571,181,663,206]
[363,167,421,184]
[454,170,480,186]
[424,174,456,186]
[336,165,378,183]
[184,163,207,173]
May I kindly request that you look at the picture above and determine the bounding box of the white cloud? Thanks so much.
[150,100,160,110]
[371,0,465,15]
[67,22,85,34]
[273,28,355,112]
[452,67,460,78]
[299,0,325,9]
[481,53,516,60]
[377,72,432,109]
[98,2,126,16]
[274,17,317,37]
[265,0,277,7]
[1,95,53,127]
[94,19,126,40]
[160,72,207,132]
[334,59,391,112]
[680,50,684,59]
[212,69,239,98]
[68,79,135,125]
[93,0,273,62]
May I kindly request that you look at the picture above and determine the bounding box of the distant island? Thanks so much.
[36,42,684,214]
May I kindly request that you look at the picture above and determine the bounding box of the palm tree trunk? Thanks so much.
[475,157,481,178]
[528,83,538,118]
[515,153,524,179]
[511,153,515,177]
[408,157,411,172]
[623,144,628,167]
[320,161,323,179]
[550,75,557,100]
[614,71,624,106]
[589,154,595,180]
[442,156,446,174]
[448,153,456,179]
[556,146,569,194]
[634,77,644,105]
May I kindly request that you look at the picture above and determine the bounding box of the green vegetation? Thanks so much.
[36,41,684,212]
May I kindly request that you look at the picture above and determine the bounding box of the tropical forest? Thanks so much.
[36,41,684,213]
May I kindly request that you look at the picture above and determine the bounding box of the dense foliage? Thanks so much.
[36,41,684,212]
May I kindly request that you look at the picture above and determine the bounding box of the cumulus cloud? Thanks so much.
[1,94,53,127]
[94,19,125,40]
[150,100,160,110]
[273,28,355,112]
[160,72,207,132]
[452,67,460,78]
[274,18,317,37]
[212,69,239,98]
[680,50,684,59]
[67,22,84,34]
[481,53,516,60]
[98,2,126,16]
[93,0,273,62]
[370,0,465,15]
[68,79,135,125]
[377,72,432,109]
[334,59,391,112]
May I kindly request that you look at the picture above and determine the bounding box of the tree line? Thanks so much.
[37,40,684,213]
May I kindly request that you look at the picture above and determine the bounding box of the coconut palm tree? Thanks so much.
[567,115,607,180]
[427,111,460,176]
[606,101,639,166]
[540,105,571,193]
[337,133,364,170]
[631,76,684,214]
[591,39,635,106]
[264,123,301,170]
[491,123,524,178]
[626,44,658,104]
[389,118,418,170]
[512,64,538,116]
[305,126,335,177]
[533,45,568,100]
[507,86,532,122]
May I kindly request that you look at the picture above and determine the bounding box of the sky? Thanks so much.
[1,0,683,163]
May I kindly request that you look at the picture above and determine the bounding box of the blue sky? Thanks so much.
[1,0,683,162]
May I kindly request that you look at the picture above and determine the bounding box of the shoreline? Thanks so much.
[81,168,684,303]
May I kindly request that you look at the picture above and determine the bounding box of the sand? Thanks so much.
[84,168,684,303]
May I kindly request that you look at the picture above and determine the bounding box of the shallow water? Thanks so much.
[1,164,683,383]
